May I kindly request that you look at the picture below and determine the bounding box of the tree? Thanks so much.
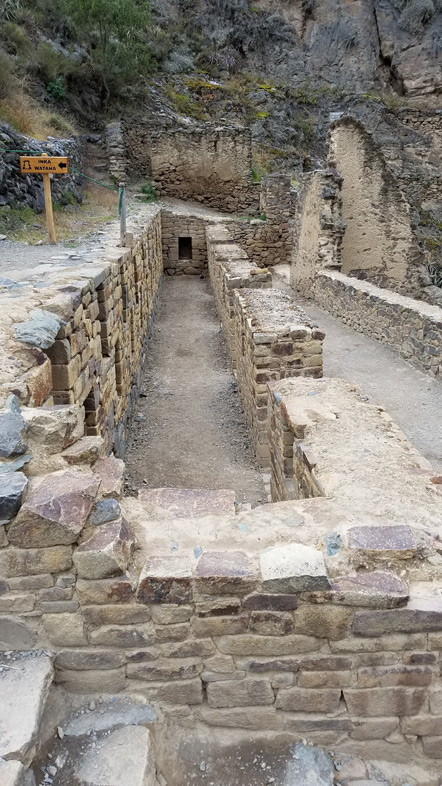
[61,0,152,102]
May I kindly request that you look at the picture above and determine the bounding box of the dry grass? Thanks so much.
[0,90,76,138]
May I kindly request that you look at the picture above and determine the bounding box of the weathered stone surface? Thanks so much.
[139,487,236,517]
[194,551,258,596]
[298,656,352,671]
[137,557,193,604]
[249,611,294,636]
[14,309,62,349]
[195,598,241,617]
[64,696,157,736]
[422,736,442,758]
[243,593,298,611]
[21,405,83,453]
[154,622,190,642]
[347,525,416,556]
[55,666,126,693]
[344,687,427,717]
[0,653,53,766]
[0,411,27,459]
[276,688,341,713]
[61,436,104,465]
[42,613,87,646]
[285,742,334,786]
[218,635,320,656]
[0,594,35,613]
[0,617,36,650]
[76,576,134,605]
[260,544,330,593]
[89,623,156,648]
[330,632,426,653]
[88,498,121,527]
[55,649,125,671]
[401,715,442,736]
[8,470,101,547]
[196,705,278,730]
[93,456,125,498]
[293,605,352,640]
[160,638,215,658]
[350,717,399,741]
[352,606,442,636]
[191,615,248,637]
[357,665,432,688]
[282,716,352,734]
[73,519,134,579]
[82,604,151,626]
[245,657,300,673]
[127,657,202,682]
[0,759,34,786]
[429,688,442,714]
[0,472,28,521]
[298,670,352,688]
[331,571,409,608]
[150,605,192,624]
[207,678,274,708]
[0,546,68,578]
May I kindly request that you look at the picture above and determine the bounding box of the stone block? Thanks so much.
[293,604,352,640]
[344,687,427,717]
[243,593,298,611]
[401,715,442,736]
[150,605,193,624]
[0,411,27,459]
[61,436,104,465]
[127,657,202,681]
[88,498,121,526]
[82,604,151,626]
[196,706,279,730]
[89,623,155,648]
[245,657,300,673]
[330,633,426,653]
[282,715,352,733]
[21,405,83,453]
[331,571,409,608]
[55,649,125,670]
[249,611,294,636]
[298,655,352,671]
[93,456,125,498]
[160,638,215,658]
[350,717,399,741]
[275,687,341,713]
[298,670,352,688]
[139,487,236,517]
[421,736,442,758]
[137,557,193,604]
[76,726,155,786]
[207,678,274,708]
[217,635,320,656]
[76,576,134,605]
[260,543,330,592]
[191,615,248,637]
[8,469,100,547]
[0,594,35,613]
[0,617,36,650]
[128,678,203,705]
[195,598,241,617]
[0,546,73,577]
[428,688,442,714]
[347,525,416,558]
[42,613,87,646]
[73,518,134,579]
[0,472,28,521]
[194,551,258,596]
[352,606,442,636]
[357,665,433,688]
[55,666,126,693]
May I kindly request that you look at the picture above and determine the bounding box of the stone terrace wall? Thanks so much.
[290,170,345,296]
[206,225,272,365]
[0,209,163,457]
[230,174,295,267]
[121,122,260,214]
[232,289,324,467]
[162,208,210,276]
[314,270,442,378]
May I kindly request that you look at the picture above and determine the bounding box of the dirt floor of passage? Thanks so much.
[124,275,266,507]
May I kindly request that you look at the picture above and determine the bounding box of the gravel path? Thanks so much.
[124,276,265,506]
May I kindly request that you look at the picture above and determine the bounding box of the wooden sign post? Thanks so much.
[20,154,69,245]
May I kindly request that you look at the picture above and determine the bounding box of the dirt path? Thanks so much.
[124,276,265,506]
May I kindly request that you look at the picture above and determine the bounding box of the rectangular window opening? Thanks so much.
[179,236,193,261]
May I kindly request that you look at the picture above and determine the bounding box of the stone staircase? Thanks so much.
[0,652,158,786]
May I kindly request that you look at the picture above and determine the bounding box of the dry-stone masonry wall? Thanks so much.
[161,208,210,276]
[314,270,442,378]
[290,169,345,296]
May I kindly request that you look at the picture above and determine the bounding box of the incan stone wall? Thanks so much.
[314,270,442,378]
[230,174,295,267]
[290,170,345,296]
[161,208,210,276]
[329,117,420,296]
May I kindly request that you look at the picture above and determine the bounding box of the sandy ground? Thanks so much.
[124,276,266,506]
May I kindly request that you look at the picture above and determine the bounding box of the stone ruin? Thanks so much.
[1,115,442,786]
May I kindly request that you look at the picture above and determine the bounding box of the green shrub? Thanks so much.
[47,76,65,100]
[0,205,35,233]
[139,179,157,202]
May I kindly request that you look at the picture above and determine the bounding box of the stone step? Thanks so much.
[36,696,157,786]
[138,487,236,518]
[0,759,35,786]
[0,652,53,768]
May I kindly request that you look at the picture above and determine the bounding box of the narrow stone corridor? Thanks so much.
[124,275,266,506]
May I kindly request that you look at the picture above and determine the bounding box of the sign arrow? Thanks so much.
[58,162,67,170]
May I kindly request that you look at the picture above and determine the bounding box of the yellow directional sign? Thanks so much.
[20,156,69,174]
